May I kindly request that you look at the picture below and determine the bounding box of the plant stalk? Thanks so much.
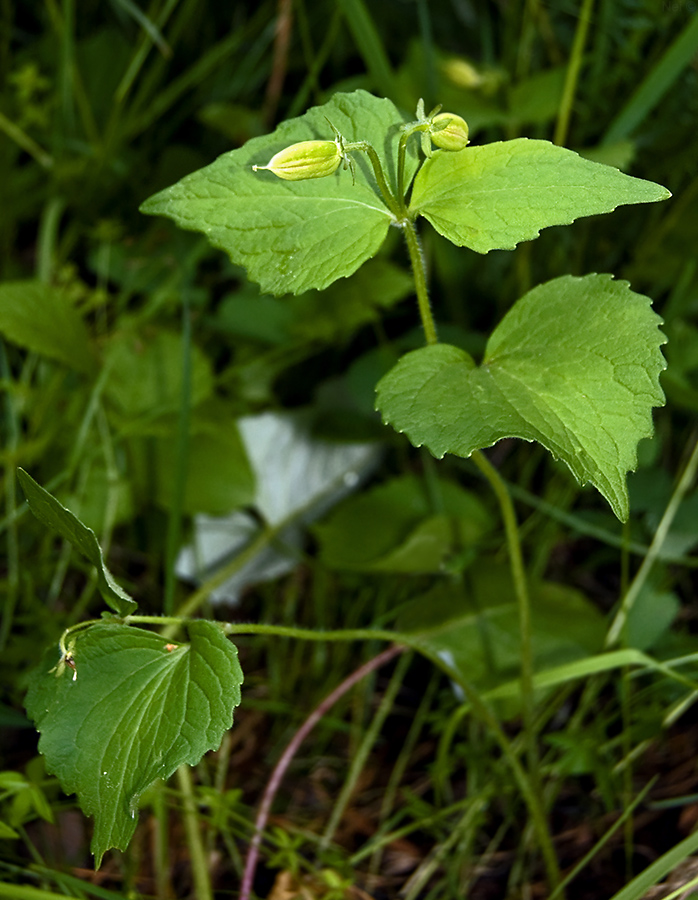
[470,451,537,769]
[402,218,437,345]
[177,765,212,900]
[606,435,698,647]
[554,0,595,146]
[400,222,557,891]
[470,449,558,891]
[348,140,401,217]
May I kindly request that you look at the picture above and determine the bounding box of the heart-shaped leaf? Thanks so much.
[25,620,243,866]
[409,138,671,253]
[17,469,137,617]
[376,274,666,521]
[140,91,418,295]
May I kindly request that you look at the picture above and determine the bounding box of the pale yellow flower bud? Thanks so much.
[252,140,343,181]
[441,58,483,89]
[430,113,469,152]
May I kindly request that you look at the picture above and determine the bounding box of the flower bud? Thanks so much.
[430,113,469,152]
[252,140,342,181]
[441,58,483,89]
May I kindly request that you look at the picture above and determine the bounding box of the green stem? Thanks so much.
[463,679,561,891]
[164,290,192,616]
[397,129,410,204]
[347,139,400,216]
[470,453,536,764]
[470,449,560,892]
[163,523,283,635]
[606,436,698,647]
[554,0,594,146]
[151,782,173,900]
[321,650,412,848]
[402,218,437,345]
[177,765,212,900]
[128,615,420,648]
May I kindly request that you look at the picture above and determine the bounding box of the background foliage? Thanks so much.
[2,1,698,898]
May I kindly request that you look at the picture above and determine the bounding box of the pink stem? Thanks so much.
[240,644,405,900]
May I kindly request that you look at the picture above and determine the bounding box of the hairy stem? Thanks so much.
[402,218,437,345]
[346,139,400,217]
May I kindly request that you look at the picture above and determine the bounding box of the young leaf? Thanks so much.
[376,274,666,521]
[17,469,137,617]
[140,90,417,295]
[408,138,671,253]
[25,620,243,866]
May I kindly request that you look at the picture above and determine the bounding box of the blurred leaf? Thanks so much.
[398,565,605,698]
[214,288,293,345]
[212,259,413,349]
[25,621,243,866]
[314,473,491,571]
[0,281,95,374]
[508,67,566,125]
[580,140,636,171]
[104,328,213,419]
[62,460,134,533]
[289,258,414,342]
[625,585,679,651]
[154,404,255,515]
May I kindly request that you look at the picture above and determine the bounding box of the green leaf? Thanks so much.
[409,138,671,253]
[25,620,243,866]
[17,469,137,617]
[152,403,255,516]
[398,566,605,703]
[0,281,95,374]
[104,328,213,419]
[140,90,417,295]
[288,258,415,343]
[314,473,491,572]
[376,274,666,521]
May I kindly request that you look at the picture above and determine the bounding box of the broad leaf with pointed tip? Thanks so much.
[140,91,418,295]
[376,274,666,521]
[25,621,243,867]
[408,138,671,253]
[17,469,137,617]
